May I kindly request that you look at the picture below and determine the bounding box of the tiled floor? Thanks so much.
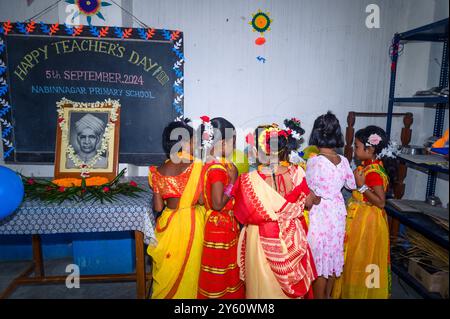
[0,257,151,299]
[0,258,422,299]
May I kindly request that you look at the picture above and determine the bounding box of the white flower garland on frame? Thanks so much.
[56,97,120,178]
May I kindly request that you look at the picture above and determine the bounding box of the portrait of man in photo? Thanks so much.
[66,112,109,169]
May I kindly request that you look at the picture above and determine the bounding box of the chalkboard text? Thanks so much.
[13,39,169,87]
[31,85,155,99]
[43,70,145,86]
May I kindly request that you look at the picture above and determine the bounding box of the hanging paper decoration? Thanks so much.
[256,56,266,63]
[65,0,112,26]
[250,9,272,46]
[255,37,266,46]
[251,10,272,33]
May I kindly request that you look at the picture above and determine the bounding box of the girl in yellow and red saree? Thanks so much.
[147,118,206,299]
[332,126,398,299]
[233,122,320,299]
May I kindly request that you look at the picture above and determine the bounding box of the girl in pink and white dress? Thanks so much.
[305,112,356,299]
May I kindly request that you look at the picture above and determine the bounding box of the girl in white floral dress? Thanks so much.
[306,112,356,299]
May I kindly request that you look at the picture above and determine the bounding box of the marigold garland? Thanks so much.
[52,176,110,187]
[20,169,144,204]
[52,178,82,187]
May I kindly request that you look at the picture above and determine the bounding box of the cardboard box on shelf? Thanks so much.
[408,259,449,294]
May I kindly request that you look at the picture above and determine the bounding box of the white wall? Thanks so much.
[0,0,448,204]
[132,0,404,136]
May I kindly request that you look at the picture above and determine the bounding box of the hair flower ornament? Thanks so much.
[283,118,304,141]
[290,130,302,141]
[201,116,214,149]
[260,125,287,154]
[277,130,289,139]
[366,134,382,147]
[245,132,255,147]
[377,141,400,159]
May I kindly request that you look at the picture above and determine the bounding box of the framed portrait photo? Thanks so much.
[54,98,121,181]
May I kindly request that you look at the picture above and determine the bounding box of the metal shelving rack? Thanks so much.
[385,18,449,299]
[387,18,449,197]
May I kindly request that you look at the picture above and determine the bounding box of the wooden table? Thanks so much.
[0,177,155,299]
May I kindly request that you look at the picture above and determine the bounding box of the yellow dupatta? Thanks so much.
[332,163,391,299]
[147,160,206,299]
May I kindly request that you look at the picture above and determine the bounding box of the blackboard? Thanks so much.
[0,23,184,165]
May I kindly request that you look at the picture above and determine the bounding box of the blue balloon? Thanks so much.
[0,165,24,220]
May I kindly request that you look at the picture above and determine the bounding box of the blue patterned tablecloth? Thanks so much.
[0,177,156,245]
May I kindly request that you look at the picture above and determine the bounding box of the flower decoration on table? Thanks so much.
[65,0,112,26]
[56,97,120,178]
[52,176,109,187]
[20,169,144,204]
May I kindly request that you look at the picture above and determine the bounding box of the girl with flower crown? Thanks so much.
[332,125,398,299]
[197,116,245,299]
[232,121,319,299]
[147,118,206,299]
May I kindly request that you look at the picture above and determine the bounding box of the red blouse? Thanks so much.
[365,172,384,188]
[149,165,193,200]
[362,159,385,189]
[360,159,388,202]
[203,163,233,211]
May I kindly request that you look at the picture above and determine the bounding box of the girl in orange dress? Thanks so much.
[197,116,245,299]
[147,118,205,299]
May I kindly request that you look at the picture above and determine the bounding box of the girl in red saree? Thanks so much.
[197,116,245,299]
[233,122,319,299]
